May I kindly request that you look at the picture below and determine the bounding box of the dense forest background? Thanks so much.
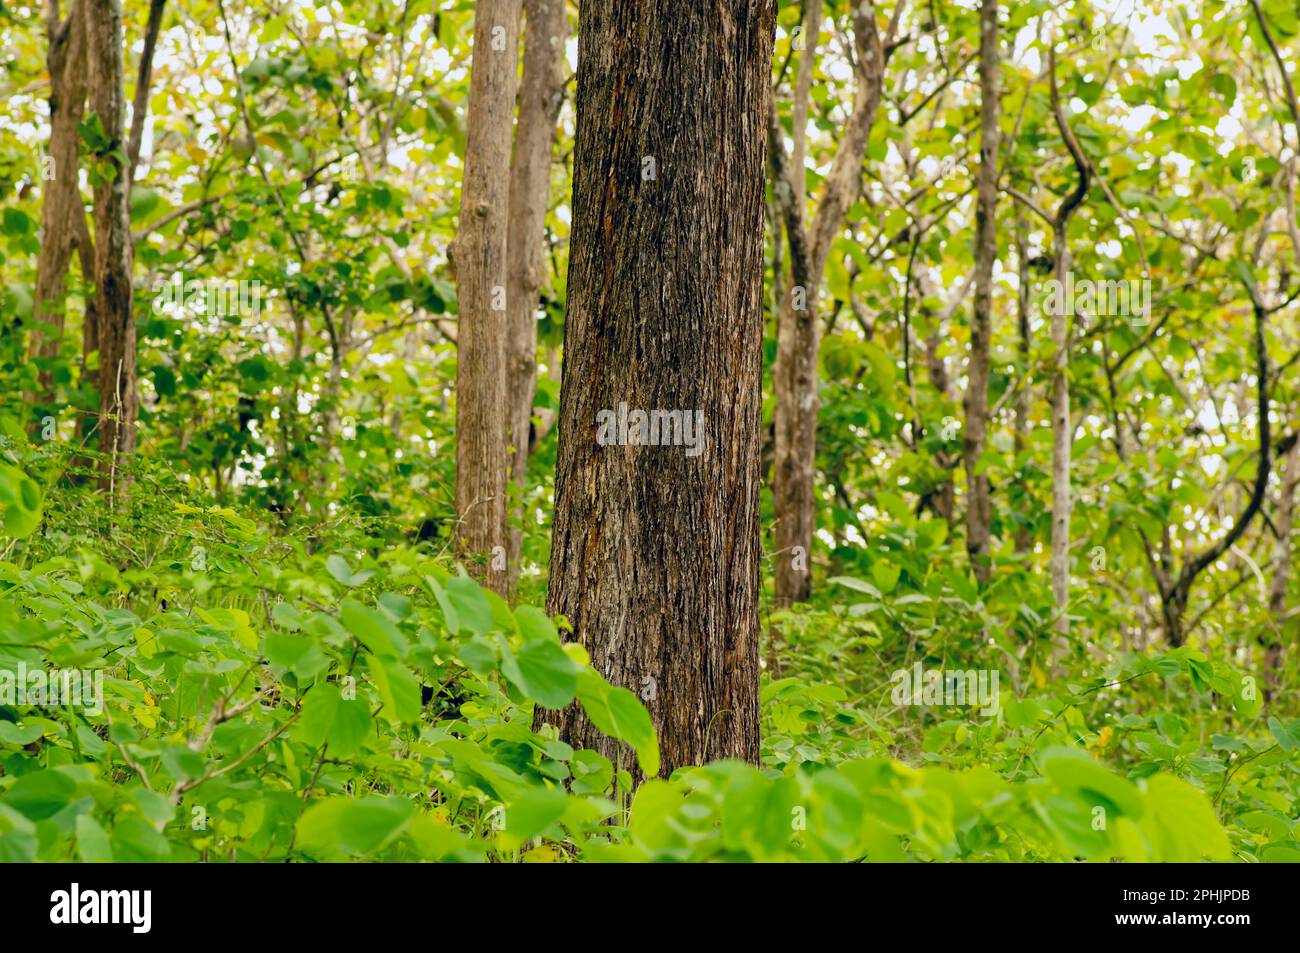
[0,0,1297,862]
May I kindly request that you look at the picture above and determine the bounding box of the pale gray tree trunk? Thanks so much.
[770,2,883,607]
[87,0,138,488]
[963,0,999,584]
[452,0,521,595]
[30,0,88,409]
[505,0,568,590]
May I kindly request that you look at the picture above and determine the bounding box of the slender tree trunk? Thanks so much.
[542,0,773,778]
[1049,219,1072,638]
[918,268,956,526]
[1012,211,1033,553]
[504,0,568,590]
[126,0,167,184]
[1046,46,1091,642]
[963,0,999,583]
[771,2,883,608]
[87,0,138,488]
[74,205,98,453]
[771,225,819,607]
[1266,433,1299,697]
[452,0,520,595]
[30,0,89,410]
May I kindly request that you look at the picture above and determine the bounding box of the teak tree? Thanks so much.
[452,0,520,595]
[962,0,999,584]
[769,0,887,608]
[87,0,138,488]
[542,0,774,778]
[505,0,569,591]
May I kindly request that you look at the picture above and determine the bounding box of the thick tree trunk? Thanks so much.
[452,0,520,595]
[30,1,89,409]
[504,0,568,589]
[87,0,138,488]
[963,0,999,583]
[542,0,773,779]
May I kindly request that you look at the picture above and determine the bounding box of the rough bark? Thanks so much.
[504,0,568,589]
[451,0,520,595]
[770,1,883,607]
[30,0,89,407]
[541,0,773,778]
[963,0,999,583]
[87,0,138,487]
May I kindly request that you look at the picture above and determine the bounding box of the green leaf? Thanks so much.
[109,817,171,861]
[1268,716,1297,752]
[515,605,558,643]
[263,631,329,679]
[75,814,113,862]
[576,669,659,776]
[340,599,406,658]
[1140,774,1232,861]
[327,554,374,587]
[1,768,76,820]
[871,561,901,594]
[298,682,373,758]
[425,574,460,634]
[368,655,420,724]
[1041,748,1145,831]
[504,787,569,841]
[447,576,493,637]
[295,796,415,857]
[503,639,578,709]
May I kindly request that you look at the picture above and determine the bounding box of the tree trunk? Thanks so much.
[771,229,819,607]
[87,0,138,488]
[504,0,568,590]
[30,1,89,410]
[1046,46,1091,642]
[452,0,520,595]
[963,0,999,583]
[74,205,99,454]
[542,0,773,779]
[771,1,883,608]
[1012,211,1033,553]
[918,268,956,526]
[1049,220,1072,638]
[1266,433,1299,697]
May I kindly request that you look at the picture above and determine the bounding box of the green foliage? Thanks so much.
[0,448,1291,863]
